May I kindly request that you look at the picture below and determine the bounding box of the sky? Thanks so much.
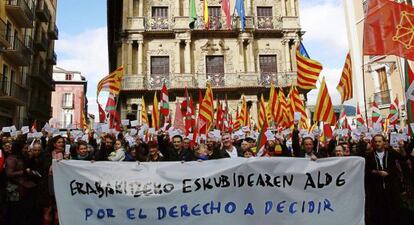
[55,0,349,118]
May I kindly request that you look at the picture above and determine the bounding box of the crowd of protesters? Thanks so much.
[0,122,413,225]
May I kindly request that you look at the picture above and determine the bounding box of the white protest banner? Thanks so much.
[53,158,365,225]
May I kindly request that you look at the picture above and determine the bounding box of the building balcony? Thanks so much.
[282,16,300,30]
[0,76,29,106]
[373,90,391,107]
[48,24,58,40]
[31,64,54,89]
[3,35,32,66]
[121,72,297,91]
[36,0,50,22]
[46,51,57,65]
[145,17,173,31]
[192,16,235,31]
[29,99,52,119]
[0,18,10,48]
[34,33,48,51]
[255,16,282,30]
[5,0,34,28]
[127,17,145,31]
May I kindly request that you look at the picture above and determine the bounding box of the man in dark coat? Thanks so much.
[158,133,194,161]
[365,134,406,225]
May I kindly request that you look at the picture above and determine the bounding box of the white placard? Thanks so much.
[389,132,399,147]
[65,144,71,155]
[21,126,30,134]
[53,158,365,225]
[122,119,130,126]
[2,127,10,133]
[130,120,139,127]
[294,112,301,122]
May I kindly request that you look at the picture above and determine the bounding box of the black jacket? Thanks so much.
[157,135,195,161]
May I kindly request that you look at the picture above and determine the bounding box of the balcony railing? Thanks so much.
[0,18,9,47]
[36,0,51,22]
[5,0,34,28]
[0,76,29,105]
[193,16,235,30]
[255,16,281,30]
[145,17,173,31]
[34,32,48,51]
[373,90,391,106]
[31,64,54,89]
[3,35,32,66]
[121,72,297,90]
[47,51,57,65]
[48,24,58,40]
[127,17,145,30]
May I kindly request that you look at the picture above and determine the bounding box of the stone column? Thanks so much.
[281,0,286,17]
[175,40,181,74]
[122,41,127,67]
[247,39,255,72]
[127,41,133,74]
[184,40,191,74]
[137,40,143,75]
[238,38,245,72]
[139,0,144,17]
[284,39,291,72]
[174,0,180,17]
[291,0,296,16]
[122,1,128,30]
[129,0,133,17]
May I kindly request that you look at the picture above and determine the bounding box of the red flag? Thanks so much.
[160,83,169,117]
[222,0,231,30]
[323,123,333,139]
[216,99,224,130]
[98,102,106,123]
[31,120,37,132]
[363,0,414,60]
[173,101,185,132]
[109,111,121,131]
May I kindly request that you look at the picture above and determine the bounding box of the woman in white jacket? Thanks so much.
[108,139,125,161]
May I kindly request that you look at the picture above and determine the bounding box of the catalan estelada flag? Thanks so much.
[337,52,353,103]
[97,66,124,97]
[296,42,323,90]
[313,77,336,125]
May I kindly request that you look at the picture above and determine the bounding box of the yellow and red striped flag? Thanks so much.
[97,66,124,97]
[266,83,277,124]
[141,97,149,126]
[337,52,353,103]
[152,92,160,130]
[289,86,309,129]
[258,94,268,130]
[233,107,241,130]
[313,77,336,125]
[239,96,248,126]
[199,83,214,127]
[296,42,323,90]
[275,89,288,126]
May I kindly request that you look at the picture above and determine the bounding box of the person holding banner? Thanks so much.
[72,141,94,161]
[211,133,243,159]
[146,141,164,162]
[94,135,114,161]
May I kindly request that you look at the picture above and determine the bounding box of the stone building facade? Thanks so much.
[108,0,302,124]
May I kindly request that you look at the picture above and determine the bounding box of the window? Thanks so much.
[150,56,169,88]
[62,93,73,108]
[1,65,8,94]
[63,112,73,129]
[375,68,391,105]
[208,7,222,29]
[152,7,168,18]
[65,73,73,80]
[206,56,224,87]
[151,56,169,75]
[257,7,273,17]
[257,7,273,29]
[6,21,11,43]
[208,6,221,17]
[259,55,277,85]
